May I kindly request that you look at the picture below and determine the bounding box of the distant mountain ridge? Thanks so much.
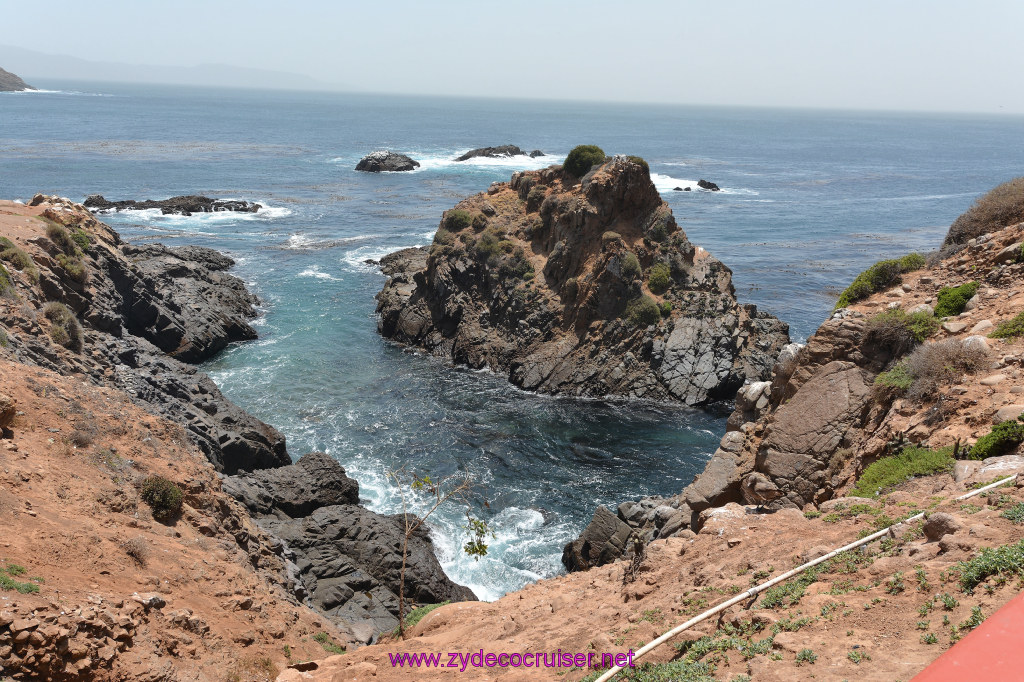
[0,65,33,91]
[0,44,341,91]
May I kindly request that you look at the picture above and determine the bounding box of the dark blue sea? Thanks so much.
[3,82,1023,598]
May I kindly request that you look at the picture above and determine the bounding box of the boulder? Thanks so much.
[993,406,1024,424]
[561,505,633,572]
[222,451,360,518]
[84,195,261,216]
[924,512,960,542]
[355,151,420,172]
[756,361,873,508]
[697,179,721,191]
[0,393,15,429]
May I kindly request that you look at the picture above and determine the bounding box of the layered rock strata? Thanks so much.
[377,156,789,405]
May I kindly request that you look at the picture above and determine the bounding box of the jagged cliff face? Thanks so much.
[377,157,789,405]
[0,196,287,474]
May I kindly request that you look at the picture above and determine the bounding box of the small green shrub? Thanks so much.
[71,229,92,252]
[443,209,473,231]
[945,177,1024,246]
[474,229,502,261]
[989,312,1024,340]
[902,338,990,400]
[934,281,979,317]
[432,228,455,246]
[394,601,450,635]
[0,563,41,594]
[621,252,641,280]
[312,631,346,655]
[564,144,606,177]
[835,253,925,309]
[1000,502,1024,524]
[849,446,954,498]
[526,185,547,212]
[0,239,39,283]
[648,262,671,294]
[579,661,716,682]
[956,539,1024,593]
[56,254,88,283]
[42,302,83,351]
[659,301,672,318]
[140,475,184,521]
[0,263,11,296]
[625,296,660,327]
[627,155,650,173]
[874,362,914,394]
[866,309,939,356]
[471,212,487,230]
[968,418,1024,460]
[795,649,817,664]
[45,222,79,256]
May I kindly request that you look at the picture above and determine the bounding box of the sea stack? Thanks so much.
[376,153,789,405]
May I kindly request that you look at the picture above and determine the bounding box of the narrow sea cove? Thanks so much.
[3,81,1024,599]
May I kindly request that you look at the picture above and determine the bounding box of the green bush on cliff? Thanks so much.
[968,417,1024,461]
[56,254,88,283]
[621,252,641,280]
[934,281,979,318]
[45,222,80,256]
[564,145,606,177]
[850,446,954,498]
[0,238,39,283]
[140,475,184,521]
[990,311,1024,339]
[865,309,939,357]
[625,295,661,327]
[627,155,650,173]
[71,229,92,252]
[648,262,671,294]
[42,302,83,352]
[444,209,473,231]
[835,253,925,309]
[0,264,11,297]
[945,177,1024,246]
[472,212,488,231]
[659,301,673,317]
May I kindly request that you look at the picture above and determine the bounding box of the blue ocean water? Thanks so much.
[3,82,1024,598]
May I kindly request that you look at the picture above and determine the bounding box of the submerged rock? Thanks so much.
[83,194,261,216]
[355,150,420,172]
[376,156,789,406]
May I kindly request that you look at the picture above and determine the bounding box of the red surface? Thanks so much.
[912,590,1024,681]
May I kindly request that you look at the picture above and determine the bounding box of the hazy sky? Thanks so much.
[4,0,1024,113]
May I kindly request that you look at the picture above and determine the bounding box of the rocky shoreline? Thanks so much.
[376,156,790,406]
[0,196,472,651]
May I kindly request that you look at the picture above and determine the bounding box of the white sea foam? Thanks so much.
[298,266,340,281]
[95,201,292,224]
[278,233,375,251]
[651,173,758,196]
[330,150,564,174]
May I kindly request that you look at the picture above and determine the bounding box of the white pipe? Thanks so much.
[593,473,1018,682]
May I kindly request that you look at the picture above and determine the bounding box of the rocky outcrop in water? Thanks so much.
[0,66,33,91]
[82,194,261,216]
[1,195,285,474]
[355,151,420,172]
[455,145,544,161]
[376,156,789,405]
[563,206,1024,572]
[697,179,721,191]
[224,452,478,640]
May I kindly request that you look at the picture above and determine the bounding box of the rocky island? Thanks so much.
[376,149,790,405]
[0,66,34,92]
[83,194,262,216]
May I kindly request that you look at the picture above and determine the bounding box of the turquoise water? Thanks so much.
[3,81,1024,598]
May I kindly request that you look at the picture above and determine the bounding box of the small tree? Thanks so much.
[388,468,491,638]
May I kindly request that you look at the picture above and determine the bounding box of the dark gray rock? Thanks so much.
[529,150,545,158]
[355,151,420,172]
[697,179,720,191]
[561,505,633,571]
[455,145,527,161]
[224,452,477,638]
[221,451,360,518]
[924,513,961,542]
[84,195,261,216]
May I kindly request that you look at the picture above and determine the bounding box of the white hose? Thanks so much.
[593,473,1018,682]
